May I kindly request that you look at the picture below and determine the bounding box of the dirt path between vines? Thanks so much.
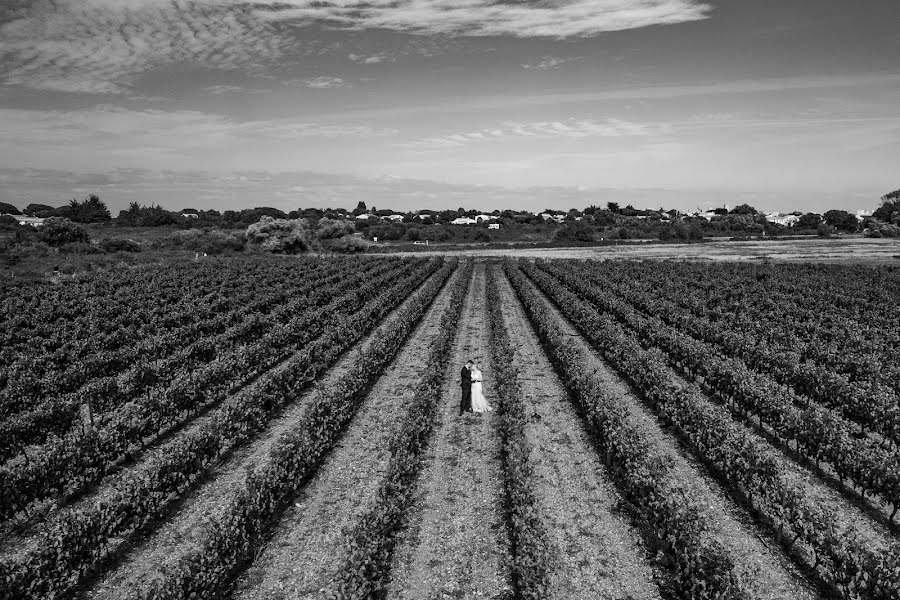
[515,268,819,600]
[492,265,662,600]
[83,265,458,600]
[385,262,512,600]
[229,266,471,600]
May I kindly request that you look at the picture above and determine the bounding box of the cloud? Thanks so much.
[286,76,348,89]
[204,85,271,95]
[254,0,712,38]
[412,118,669,147]
[0,0,288,94]
[0,0,711,93]
[521,56,582,70]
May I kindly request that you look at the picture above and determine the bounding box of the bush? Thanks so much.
[324,235,369,254]
[38,217,90,247]
[168,229,245,254]
[99,238,142,253]
[60,242,102,254]
[246,216,312,254]
[551,220,594,243]
[316,218,354,240]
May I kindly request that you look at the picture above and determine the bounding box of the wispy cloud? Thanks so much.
[285,76,348,89]
[522,56,582,70]
[254,0,712,38]
[0,0,711,93]
[0,1,288,94]
[204,85,271,95]
[412,118,669,148]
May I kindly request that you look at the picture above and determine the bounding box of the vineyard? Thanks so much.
[1,255,899,600]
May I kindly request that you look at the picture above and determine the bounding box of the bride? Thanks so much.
[470,362,492,413]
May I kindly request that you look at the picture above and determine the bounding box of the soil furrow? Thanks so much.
[516,267,819,600]
[81,267,460,600]
[492,265,662,600]
[385,262,512,600]
[228,266,469,600]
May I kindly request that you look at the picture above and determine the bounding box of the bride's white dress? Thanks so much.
[470,368,492,413]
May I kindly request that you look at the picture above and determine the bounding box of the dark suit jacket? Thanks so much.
[460,366,472,389]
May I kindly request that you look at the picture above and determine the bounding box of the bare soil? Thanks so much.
[229,267,468,600]
[513,269,820,600]
[390,236,900,263]
[491,264,662,600]
[385,262,513,600]
[82,266,461,600]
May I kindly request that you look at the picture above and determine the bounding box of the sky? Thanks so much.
[1,0,898,214]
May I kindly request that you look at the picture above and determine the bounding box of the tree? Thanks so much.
[606,202,620,213]
[352,201,367,216]
[38,217,90,246]
[730,203,758,216]
[874,191,900,223]
[60,194,111,223]
[24,203,54,217]
[823,209,858,232]
[796,212,823,229]
[552,220,594,242]
[0,202,21,215]
[245,216,312,253]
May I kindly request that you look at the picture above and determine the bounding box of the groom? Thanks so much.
[459,359,473,416]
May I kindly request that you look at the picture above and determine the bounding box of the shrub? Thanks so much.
[99,238,142,253]
[246,216,312,254]
[324,235,369,254]
[168,229,245,254]
[38,217,90,247]
[315,218,354,240]
[60,242,102,254]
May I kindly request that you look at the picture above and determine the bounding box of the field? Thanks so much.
[2,255,899,600]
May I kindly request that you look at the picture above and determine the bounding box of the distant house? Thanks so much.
[764,213,799,227]
[383,214,405,222]
[3,214,44,227]
[474,214,496,222]
[540,213,564,223]
[450,217,477,225]
[181,212,199,219]
[355,213,374,220]
[488,223,500,230]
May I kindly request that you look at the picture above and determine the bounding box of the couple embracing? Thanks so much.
[459,359,492,416]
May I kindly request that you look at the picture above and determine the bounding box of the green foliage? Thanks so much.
[168,228,245,254]
[23,203,54,217]
[0,202,22,215]
[823,210,858,232]
[99,237,142,253]
[38,217,90,247]
[729,203,758,215]
[56,194,111,223]
[246,216,312,254]
[796,212,823,229]
[550,219,594,242]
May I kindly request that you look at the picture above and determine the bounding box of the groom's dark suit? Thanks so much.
[459,365,472,415]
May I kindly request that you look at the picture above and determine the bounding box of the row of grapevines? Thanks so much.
[124,260,458,600]
[0,259,301,379]
[0,259,431,521]
[520,261,900,599]
[503,261,748,600]
[0,258,397,459]
[537,260,900,519]
[0,258,452,600]
[483,264,553,600]
[0,259,355,411]
[592,266,900,446]
[329,261,473,599]
[604,262,900,396]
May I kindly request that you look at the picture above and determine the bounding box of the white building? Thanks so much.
[383,214,405,222]
[181,212,199,219]
[764,213,800,227]
[488,223,500,230]
[355,213,374,220]
[2,214,44,226]
[450,217,477,225]
[475,214,497,222]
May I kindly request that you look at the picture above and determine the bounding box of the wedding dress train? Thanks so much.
[470,368,492,413]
